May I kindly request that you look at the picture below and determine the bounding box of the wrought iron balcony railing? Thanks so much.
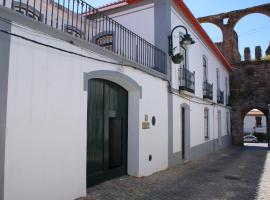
[0,0,167,74]
[203,81,213,100]
[217,89,224,104]
[179,68,195,93]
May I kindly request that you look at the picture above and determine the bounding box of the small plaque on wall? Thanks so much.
[142,122,150,129]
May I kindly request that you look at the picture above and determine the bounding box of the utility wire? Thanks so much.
[205,24,270,40]
[0,23,231,108]
[0,28,134,68]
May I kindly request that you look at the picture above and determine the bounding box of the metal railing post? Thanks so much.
[0,0,167,75]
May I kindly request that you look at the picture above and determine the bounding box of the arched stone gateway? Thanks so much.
[230,60,270,145]
[198,3,270,63]
[198,3,270,146]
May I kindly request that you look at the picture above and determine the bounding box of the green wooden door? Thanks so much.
[87,79,128,187]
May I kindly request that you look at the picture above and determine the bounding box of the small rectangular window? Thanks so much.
[203,56,207,82]
[227,112,230,134]
[216,68,220,90]
[204,109,209,139]
[256,116,262,127]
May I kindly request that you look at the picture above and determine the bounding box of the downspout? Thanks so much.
[213,103,216,152]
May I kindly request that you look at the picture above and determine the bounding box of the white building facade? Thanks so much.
[0,0,232,199]
[101,0,232,167]
[244,109,267,134]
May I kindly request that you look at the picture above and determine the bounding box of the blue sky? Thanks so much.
[184,0,270,60]
[91,0,270,60]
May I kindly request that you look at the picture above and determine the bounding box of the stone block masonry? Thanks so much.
[230,60,270,145]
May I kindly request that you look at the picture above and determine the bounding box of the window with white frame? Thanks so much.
[204,108,209,139]
[256,116,262,127]
[216,68,220,90]
[203,56,208,82]
[227,111,230,134]
[225,77,228,104]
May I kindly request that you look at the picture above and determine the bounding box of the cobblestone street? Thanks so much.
[82,144,270,200]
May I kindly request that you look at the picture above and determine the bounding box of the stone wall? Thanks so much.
[198,3,270,145]
[230,60,270,145]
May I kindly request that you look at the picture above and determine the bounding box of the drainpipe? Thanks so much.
[213,104,216,152]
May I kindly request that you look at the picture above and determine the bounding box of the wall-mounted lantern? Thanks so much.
[168,25,195,64]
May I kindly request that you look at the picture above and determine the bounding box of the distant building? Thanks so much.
[244,109,267,134]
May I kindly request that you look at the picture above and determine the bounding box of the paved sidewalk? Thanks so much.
[81,144,270,200]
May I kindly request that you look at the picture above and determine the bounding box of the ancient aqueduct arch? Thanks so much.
[198,3,270,64]
[198,3,270,145]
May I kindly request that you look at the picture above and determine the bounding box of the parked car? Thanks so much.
[243,135,258,143]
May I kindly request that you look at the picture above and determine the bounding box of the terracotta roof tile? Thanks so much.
[98,0,127,10]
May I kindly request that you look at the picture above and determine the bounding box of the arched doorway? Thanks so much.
[84,70,141,187]
[181,103,190,161]
[232,106,269,147]
[86,78,128,187]
[243,108,268,147]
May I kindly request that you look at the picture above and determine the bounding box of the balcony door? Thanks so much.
[203,56,207,82]
[216,68,220,91]
[87,79,128,187]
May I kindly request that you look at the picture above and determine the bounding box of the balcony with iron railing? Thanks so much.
[0,0,167,75]
[203,81,213,100]
[217,89,224,104]
[179,68,195,93]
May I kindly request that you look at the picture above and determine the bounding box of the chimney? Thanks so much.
[244,47,251,61]
[255,46,262,60]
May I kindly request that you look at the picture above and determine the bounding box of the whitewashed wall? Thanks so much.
[244,115,267,134]
[104,0,231,155]
[0,20,11,200]
[170,4,230,149]
[4,23,168,200]
[106,0,155,45]
[170,5,230,100]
